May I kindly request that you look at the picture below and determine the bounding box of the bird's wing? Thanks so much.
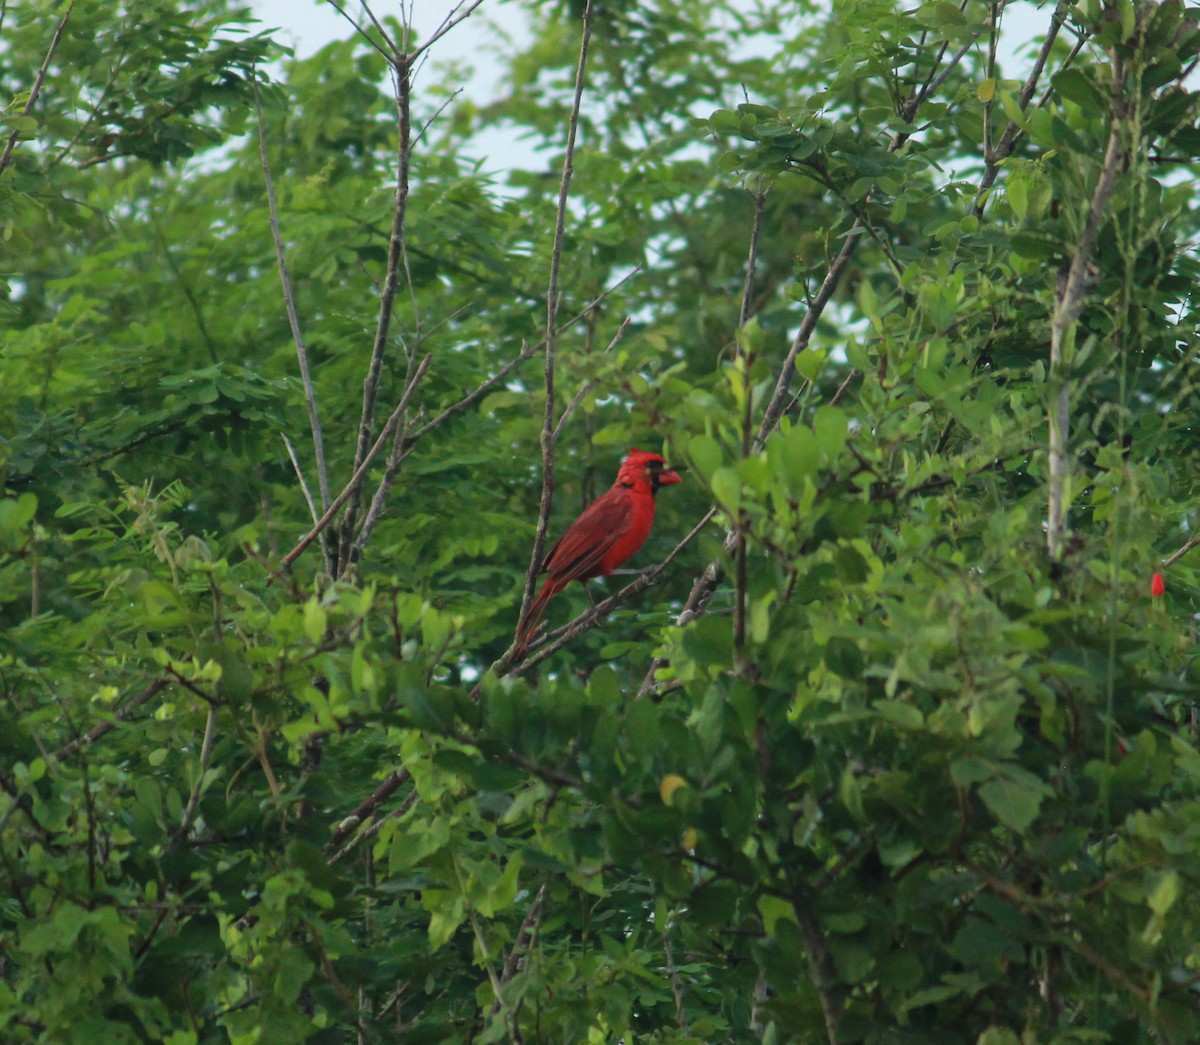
[541,489,633,582]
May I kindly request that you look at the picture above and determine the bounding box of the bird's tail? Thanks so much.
[514,579,561,657]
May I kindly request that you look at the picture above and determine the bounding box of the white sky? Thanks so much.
[245,0,1053,174]
[247,0,511,71]
[246,1,1053,86]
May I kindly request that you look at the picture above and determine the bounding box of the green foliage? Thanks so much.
[5,0,1200,1041]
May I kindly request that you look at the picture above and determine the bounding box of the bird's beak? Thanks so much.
[659,467,682,486]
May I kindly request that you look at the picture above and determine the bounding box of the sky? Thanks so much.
[245,0,1053,175]
[247,0,509,73]
[247,1,1051,60]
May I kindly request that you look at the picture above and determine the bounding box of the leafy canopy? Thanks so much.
[5,0,1200,1042]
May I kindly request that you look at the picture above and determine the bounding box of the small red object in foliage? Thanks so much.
[1151,572,1166,599]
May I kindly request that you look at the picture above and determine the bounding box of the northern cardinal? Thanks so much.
[515,448,681,655]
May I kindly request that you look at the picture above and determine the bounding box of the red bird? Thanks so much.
[515,448,681,655]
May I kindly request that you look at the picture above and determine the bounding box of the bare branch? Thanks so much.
[415,0,488,59]
[662,915,690,1034]
[367,0,403,55]
[738,192,766,329]
[327,788,417,865]
[910,0,999,120]
[282,434,321,528]
[412,87,463,151]
[350,353,429,561]
[403,269,641,448]
[322,0,396,63]
[972,0,1074,216]
[552,316,631,442]
[490,884,547,1015]
[343,52,417,571]
[734,193,766,658]
[282,356,431,570]
[0,0,77,178]
[520,0,596,628]
[152,220,218,364]
[755,222,864,447]
[325,768,411,856]
[1161,533,1200,569]
[254,77,333,535]
[829,368,860,407]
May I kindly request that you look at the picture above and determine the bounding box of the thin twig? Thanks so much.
[755,222,864,447]
[152,221,218,364]
[362,0,403,55]
[283,434,322,528]
[416,0,487,58]
[412,87,463,151]
[914,33,983,114]
[829,368,860,407]
[325,768,412,855]
[327,790,418,864]
[490,884,547,1015]
[739,193,767,329]
[254,76,332,535]
[662,915,690,1034]
[404,269,642,447]
[350,348,431,562]
[972,0,1074,216]
[282,356,431,570]
[51,678,169,761]
[520,0,596,627]
[1162,533,1200,569]
[324,0,395,63]
[0,0,77,178]
[552,317,631,442]
[734,193,766,658]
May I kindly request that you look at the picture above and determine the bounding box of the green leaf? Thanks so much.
[978,767,1052,832]
[824,636,864,678]
[688,433,722,478]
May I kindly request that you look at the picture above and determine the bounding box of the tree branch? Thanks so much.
[1047,65,1127,559]
[0,0,77,178]
[972,0,1074,216]
[51,678,170,761]
[402,269,641,449]
[490,884,547,1015]
[254,77,333,567]
[282,355,431,570]
[792,887,843,1044]
[519,0,596,628]
[343,49,416,573]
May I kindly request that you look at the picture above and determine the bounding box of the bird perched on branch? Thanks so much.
[514,448,682,656]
